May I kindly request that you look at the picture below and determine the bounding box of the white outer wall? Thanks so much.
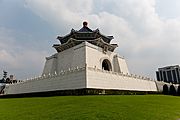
[155,81,179,92]
[155,81,164,92]
[4,69,86,95]
[4,67,158,95]
[86,68,157,91]
[5,42,158,95]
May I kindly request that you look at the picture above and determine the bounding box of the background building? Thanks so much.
[156,65,180,84]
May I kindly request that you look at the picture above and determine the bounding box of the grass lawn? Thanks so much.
[0,95,179,120]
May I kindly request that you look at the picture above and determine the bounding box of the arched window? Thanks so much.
[169,85,176,95]
[177,86,180,96]
[163,84,168,95]
[102,59,112,71]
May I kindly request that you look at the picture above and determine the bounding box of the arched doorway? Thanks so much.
[177,86,180,96]
[0,85,5,94]
[169,85,176,95]
[163,84,169,95]
[102,59,112,71]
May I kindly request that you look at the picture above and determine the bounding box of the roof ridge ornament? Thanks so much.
[83,21,88,27]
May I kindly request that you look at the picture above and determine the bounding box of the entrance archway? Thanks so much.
[163,84,168,95]
[169,85,176,95]
[102,59,112,71]
[177,86,180,96]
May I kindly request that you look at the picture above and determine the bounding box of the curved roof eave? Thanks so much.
[53,38,118,52]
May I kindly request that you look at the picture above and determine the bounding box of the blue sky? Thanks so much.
[0,0,180,79]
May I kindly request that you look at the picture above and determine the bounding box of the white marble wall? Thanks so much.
[42,43,86,75]
[85,42,130,74]
[155,81,179,92]
[86,67,157,91]
[4,42,158,95]
[42,54,58,75]
[4,66,158,94]
[4,67,86,94]
[116,55,130,74]
[43,42,130,76]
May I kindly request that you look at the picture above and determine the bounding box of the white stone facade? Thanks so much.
[43,42,86,75]
[4,66,157,94]
[43,42,129,75]
[5,67,86,94]
[87,67,157,91]
[4,42,157,95]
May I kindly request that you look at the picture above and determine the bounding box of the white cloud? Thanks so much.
[156,0,180,19]
[9,0,180,78]
[0,27,48,79]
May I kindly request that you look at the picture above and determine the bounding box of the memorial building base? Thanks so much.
[0,88,159,98]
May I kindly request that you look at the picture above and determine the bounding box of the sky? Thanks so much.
[0,0,180,79]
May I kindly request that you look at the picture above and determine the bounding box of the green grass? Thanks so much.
[0,95,179,120]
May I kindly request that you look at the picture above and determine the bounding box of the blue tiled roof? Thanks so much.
[78,26,93,32]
